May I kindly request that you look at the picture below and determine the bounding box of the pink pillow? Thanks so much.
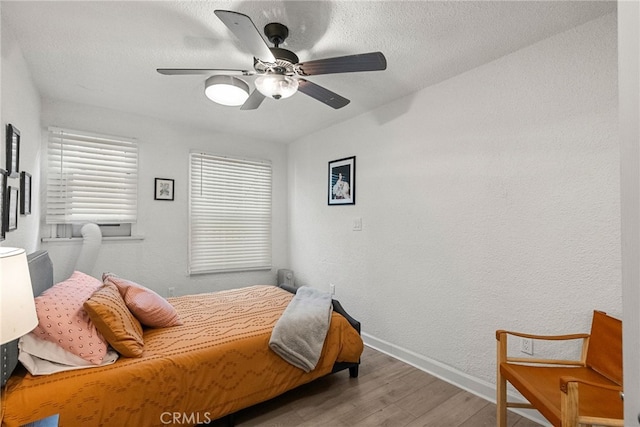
[102,273,182,328]
[32,271,108,365]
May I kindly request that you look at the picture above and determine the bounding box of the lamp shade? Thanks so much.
[0,248,38,344]
[254,74,298,100]
[204,75,250,106]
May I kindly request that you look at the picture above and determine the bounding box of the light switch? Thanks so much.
[353,217,362,231]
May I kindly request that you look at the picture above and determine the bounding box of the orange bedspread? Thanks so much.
[1,285,363,427]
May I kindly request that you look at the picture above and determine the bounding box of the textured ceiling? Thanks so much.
[2,1,616,144]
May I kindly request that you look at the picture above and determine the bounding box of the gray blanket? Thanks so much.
[269,286,333,372]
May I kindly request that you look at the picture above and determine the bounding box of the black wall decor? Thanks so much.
[20,171,31,215]
[0,169,6,241]
[6,124,20,178]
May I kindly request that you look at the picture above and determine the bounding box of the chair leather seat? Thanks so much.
[500,363,623,426]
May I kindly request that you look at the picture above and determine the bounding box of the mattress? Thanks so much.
[1,285,363,427]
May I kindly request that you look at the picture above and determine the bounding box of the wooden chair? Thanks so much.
[496,311,623,427]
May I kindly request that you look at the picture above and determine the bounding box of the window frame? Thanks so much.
[188,151,272,275]
[46,127,139,235]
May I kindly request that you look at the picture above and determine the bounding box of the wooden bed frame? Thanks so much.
[1,251,362,426]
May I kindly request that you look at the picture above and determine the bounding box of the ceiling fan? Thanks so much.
[157,10,387,110]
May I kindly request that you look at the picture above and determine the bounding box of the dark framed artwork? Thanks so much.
[0,169,6,241]
[154,178,174,201]
[7,186,18,231]
[328,156,356,205]
[20,171,32,215]
[5,124,20,178]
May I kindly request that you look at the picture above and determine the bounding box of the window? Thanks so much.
[189,152,272,274]
[46,127,138,230]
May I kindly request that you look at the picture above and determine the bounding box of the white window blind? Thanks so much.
[189,152,272,274]
[47,127,138,225]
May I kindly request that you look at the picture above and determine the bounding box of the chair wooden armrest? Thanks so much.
[559,376,623,393]
[496,330,589,366]
[496,329,589,341]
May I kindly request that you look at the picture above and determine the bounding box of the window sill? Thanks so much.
[41,235,145,243]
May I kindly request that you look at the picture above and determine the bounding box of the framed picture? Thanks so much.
[0,169,6,241]
[7,186,18,231]
[154,178,174,201]
[328,156,356,205]
[20,171,32,215]
[5,124,20,178]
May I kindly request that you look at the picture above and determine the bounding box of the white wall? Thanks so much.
[1,15,41,252]
[288,11,620,409]
[40,99,289,296]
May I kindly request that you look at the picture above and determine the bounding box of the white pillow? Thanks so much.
[18,333,118,375]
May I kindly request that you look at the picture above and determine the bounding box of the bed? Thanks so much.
[0,251,363,427]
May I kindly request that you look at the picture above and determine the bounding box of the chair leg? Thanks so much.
[497,370,507,427]
[561,382,579,427]
[497,339,508,427]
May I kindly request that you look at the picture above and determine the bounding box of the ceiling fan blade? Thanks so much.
[297,52,387,76]
[240,90,266,110]
[214,10,276,63]
[297,79,350,109]
[157,68,254,76]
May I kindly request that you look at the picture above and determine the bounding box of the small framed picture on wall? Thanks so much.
[328,156,356,205]
[0,169,6,241]
[154,178,174,201]
[7,186,18,231]
[20,171,32,215]
[6,124,20,178]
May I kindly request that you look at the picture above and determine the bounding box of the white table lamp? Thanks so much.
[0,247,38,344]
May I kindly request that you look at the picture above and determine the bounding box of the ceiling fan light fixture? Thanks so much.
[255,74,299,100]
[204,75,250,106]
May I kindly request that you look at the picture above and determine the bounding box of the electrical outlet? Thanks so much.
[168,287,175,297]
[329,284,335,295]
[520,337,533,355]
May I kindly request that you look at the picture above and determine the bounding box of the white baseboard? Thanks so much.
[361,332,550,426]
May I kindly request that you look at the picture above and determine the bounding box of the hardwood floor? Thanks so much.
[209,346,543,427]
